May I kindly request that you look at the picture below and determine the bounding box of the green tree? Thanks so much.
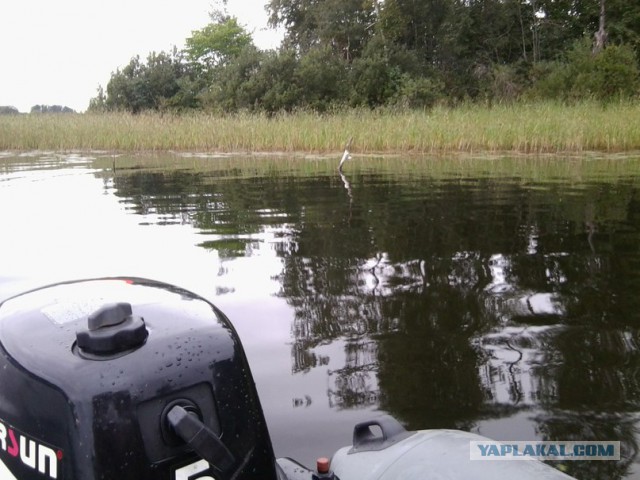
[101,49,195,113]
[528,38,640,101]
[605,0,640,58]
[574,42,640,100]
[295,46,349,110]
[456,0,531,65]
[377,0,454,66]
[253,49,301,113]
[349,55,396,107]
[184,17,254,76]
[268,0,375,59]
[199,44,266,112]
[534,0,595,61]
[30,105,75,113]
[535,0,640,61]
[88,86,107,113]
[105,55,148,112]
[0,106,19,115]
[201,46,305,114]
[182,15,258,111]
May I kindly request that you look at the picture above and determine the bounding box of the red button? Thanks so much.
[316,457,330,474]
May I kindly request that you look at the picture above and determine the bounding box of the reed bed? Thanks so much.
[1,101,640,154]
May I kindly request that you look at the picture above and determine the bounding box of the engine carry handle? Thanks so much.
[350,415,414,453]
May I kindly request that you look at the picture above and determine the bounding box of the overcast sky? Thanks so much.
[0,1,283,113]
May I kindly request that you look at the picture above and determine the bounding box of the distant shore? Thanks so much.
[1,101,640,155]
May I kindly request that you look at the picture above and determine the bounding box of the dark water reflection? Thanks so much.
[2,152,640,479]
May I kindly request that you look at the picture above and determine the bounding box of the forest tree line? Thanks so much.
[88,0,640,114]
[0,105,76,115]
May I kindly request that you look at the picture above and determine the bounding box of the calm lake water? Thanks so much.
[2,151,640,479]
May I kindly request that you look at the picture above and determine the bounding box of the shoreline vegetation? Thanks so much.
[1,101,640,156]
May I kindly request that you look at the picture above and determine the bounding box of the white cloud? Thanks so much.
[0,0,283,113]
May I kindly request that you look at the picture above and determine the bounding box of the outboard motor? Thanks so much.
[0,277,576,480]
[0,277,283,480]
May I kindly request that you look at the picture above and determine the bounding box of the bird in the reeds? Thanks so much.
[338,137,353,171]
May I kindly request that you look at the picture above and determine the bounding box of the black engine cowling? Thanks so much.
[0,277,280,480]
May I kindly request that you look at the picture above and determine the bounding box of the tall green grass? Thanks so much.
[2,101,640,154]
